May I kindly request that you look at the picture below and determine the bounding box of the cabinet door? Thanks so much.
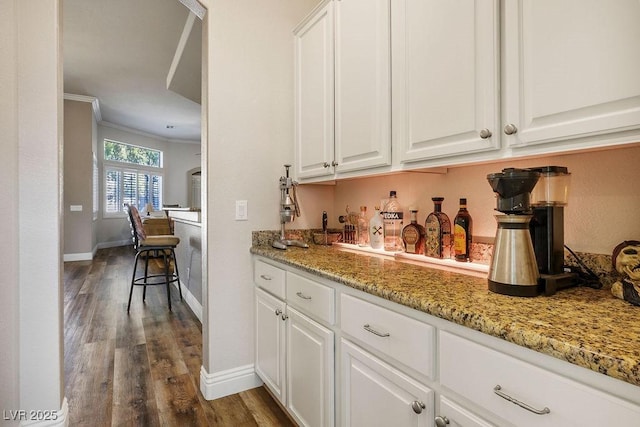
[438,396,495,427]
[294,1,335,180]
[341,338,433,427]
[393,0,499,163]
[334,0,391,173]
[255,288,286,403]
[502,0,640,149]
[286,306,334,427]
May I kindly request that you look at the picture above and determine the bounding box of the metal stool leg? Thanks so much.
[163,250,172,311]
[127,251,142,313]
[171,249,183,301]
[143,251,150,302]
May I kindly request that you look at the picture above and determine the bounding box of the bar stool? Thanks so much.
[125,204,182,313]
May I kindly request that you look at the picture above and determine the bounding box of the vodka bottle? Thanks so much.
[454,198,473,262]
[402,209,426,254]
[425,197,452,259]
[369,206,384,249]
[357,206,370,247]
[382,191,404,252]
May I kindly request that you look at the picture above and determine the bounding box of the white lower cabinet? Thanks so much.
[437,396,494,427]
[287,306,334,427]
[341,338,434,427]
[254,256,640,427]
[439,330,640,427]
[254,264,335,427]
[255,287,286,403]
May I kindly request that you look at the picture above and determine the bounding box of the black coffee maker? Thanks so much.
[529,166,577,295]
[487,166,577,297]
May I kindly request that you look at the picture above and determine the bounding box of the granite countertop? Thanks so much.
[250,243,640,388]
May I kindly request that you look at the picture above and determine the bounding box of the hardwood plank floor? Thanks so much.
[64,246,295,426]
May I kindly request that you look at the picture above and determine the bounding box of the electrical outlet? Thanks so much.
[235,200,248,220]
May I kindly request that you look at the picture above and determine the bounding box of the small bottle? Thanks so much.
[424,197,452,259]
[369,206,384,249]
[454,198,473,262]
[402,209,426,254]
[382,191,404,252]
[357,206,369,247]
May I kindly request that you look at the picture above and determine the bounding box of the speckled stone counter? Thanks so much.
[250,243,640,388]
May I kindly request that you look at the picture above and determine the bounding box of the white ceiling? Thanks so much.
[63,0,202,142]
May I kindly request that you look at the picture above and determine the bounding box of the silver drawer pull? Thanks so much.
[260,274,272,281]
[296,291,312,300]
[363,324,390,338]
[493,385,550,415]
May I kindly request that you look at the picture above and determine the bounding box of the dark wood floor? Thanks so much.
[64,246,295,426]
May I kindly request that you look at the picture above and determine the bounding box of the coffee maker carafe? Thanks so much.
[486,168,541,296]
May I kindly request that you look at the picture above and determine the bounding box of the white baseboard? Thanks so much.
[20,397,68,426]
[63,252,93,262]
[199,364,263,401]
[174,281,202,322]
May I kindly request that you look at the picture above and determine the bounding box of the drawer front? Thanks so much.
[286,272,335,325]
[340,293,434,379]
[254,259,286,299]
[439,331,640,427]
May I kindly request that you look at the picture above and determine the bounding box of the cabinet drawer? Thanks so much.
[340,294,434,379]
[439,331,640,427]
[286,272,335,325]
[254,259,286,299]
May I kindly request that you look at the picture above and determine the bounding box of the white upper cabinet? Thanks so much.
[334,0,391,173]
[502,0,640,151]
[392,0,500,164]
[294,1,335,180]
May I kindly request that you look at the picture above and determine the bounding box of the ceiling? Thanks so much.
[63,0,203,142]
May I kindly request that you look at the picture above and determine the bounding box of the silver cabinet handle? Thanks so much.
[434,416,450,427]
[493,385,550,415]
[411,401,426,414]
[479,128,492,139]
[296,291,312,300]
[331,160,339,167]
[260,274,272,281]
[281,313,288,321]
[363,324,390,337]
[323,162,330,168]
[275,308,282,316]
[503,123,518,135]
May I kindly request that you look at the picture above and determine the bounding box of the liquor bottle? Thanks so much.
[382,191,404,252]
[454,198,473,262]
[357,206,370,247]
[369,206,384,249]
[424,197,452,259]
[402,209,426,254]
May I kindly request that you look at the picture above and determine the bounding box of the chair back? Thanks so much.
[124,204,147,249]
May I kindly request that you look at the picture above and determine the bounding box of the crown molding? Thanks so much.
[99,120,200,145]
[63,93,102,122]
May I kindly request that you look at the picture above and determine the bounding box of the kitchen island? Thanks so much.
[250,241,640,406]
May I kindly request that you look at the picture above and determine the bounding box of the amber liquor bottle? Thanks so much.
[425,197,452,259]
[401,209,426,254]
[453,198,473,262]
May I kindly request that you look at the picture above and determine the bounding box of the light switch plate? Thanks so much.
[235,200,248,220]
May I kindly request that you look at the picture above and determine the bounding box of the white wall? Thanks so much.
[201,0,322,397]
[96,123,200,246]
[0,0,21,416]
[0,0,65,420]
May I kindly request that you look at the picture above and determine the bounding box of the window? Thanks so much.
[103,140,163,215]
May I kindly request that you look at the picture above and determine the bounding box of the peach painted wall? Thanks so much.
[299,145,640,256]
